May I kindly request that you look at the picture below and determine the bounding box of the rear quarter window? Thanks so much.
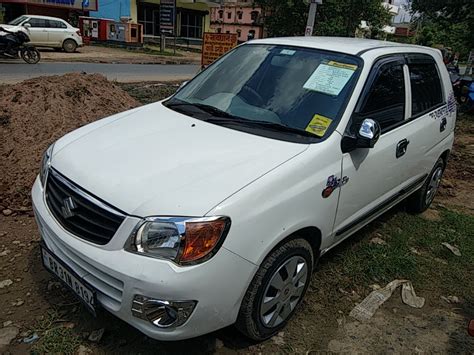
[408,55,444,116]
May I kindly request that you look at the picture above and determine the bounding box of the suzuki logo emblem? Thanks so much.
[61,197,77,219]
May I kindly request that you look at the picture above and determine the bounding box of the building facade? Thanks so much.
[89,0,217,39]
[89,0,135,22]
[0,0,98,25]
[209,0,262,42]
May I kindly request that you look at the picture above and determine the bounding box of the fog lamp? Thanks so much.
[132,295,197,328]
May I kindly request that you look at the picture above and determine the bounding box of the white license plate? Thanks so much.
[41,246,96,314]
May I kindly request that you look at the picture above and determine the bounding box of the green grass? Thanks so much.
[326,208,474,301]
[30,311,81,355]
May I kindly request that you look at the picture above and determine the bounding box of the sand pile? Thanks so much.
[0,73,140,211]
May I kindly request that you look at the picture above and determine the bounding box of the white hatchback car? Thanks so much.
[5,15,82,52]
[32,37,455,341]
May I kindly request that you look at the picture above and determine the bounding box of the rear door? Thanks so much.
[333,56,414,240]
[401,53,453,182]
[47,19,68,47]
[25,18,49,45]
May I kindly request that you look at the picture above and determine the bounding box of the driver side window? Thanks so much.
[359,61,406,132]
[27,18,47,28]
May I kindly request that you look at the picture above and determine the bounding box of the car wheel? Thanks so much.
[236,238,314,340]
[63,39,77,53]
[406,157,445,213]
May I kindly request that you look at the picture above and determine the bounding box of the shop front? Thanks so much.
[0,0,98,26]
[136,0,215,39]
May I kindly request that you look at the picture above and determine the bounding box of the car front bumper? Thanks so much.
[31,176,257,340]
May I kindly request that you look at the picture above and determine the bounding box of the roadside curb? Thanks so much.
[40,58,200,65]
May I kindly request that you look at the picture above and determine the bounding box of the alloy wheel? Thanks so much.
[426,166,443,205]
[260,255,308,328]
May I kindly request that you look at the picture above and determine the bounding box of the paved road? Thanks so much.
[0,62,200,84]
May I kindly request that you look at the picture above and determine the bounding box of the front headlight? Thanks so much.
[126,216,231,265]
[40,144,54,187]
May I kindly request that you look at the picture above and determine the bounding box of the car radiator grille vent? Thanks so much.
[45,168,125,245]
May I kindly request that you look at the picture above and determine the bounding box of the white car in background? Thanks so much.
[4,15,82,52]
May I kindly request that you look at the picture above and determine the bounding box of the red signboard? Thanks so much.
[201,32,238,67]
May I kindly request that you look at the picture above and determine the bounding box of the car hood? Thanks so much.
[52,102,308,217]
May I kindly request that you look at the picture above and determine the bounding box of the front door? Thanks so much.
[333,56,413,241]
[25,17,49,45]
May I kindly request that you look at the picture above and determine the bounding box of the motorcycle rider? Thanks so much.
[0,25,18,57]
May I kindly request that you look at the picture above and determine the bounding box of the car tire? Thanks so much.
[62,39,77,53]
[236,238,314,341]
[406,158,445,213]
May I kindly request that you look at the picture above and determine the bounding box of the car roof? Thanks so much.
[24,14,68,23]
[249,36,431,56]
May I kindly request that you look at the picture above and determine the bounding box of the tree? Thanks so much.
[409,0,473,57]
[255,0,391,38]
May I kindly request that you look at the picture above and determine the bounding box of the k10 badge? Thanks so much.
[322,175,349,198]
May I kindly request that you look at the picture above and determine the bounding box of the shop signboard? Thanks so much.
[160,0,176,35]
[23,0,98,11]
[201,32,238,67]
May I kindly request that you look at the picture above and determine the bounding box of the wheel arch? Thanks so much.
[440,149,450,166]
[263,226,322,268]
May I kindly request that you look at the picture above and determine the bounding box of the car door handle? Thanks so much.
[440,117,447,132]
[396,139,409,158]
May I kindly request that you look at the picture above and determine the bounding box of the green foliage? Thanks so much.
[255,0,391,38]
[415,20,471,58]
[409,0,473,58]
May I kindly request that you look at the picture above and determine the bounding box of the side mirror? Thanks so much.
[356,118,381,148]
[341,118,381,153]
[23,22,31,29]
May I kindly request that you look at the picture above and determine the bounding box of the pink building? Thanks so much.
[210,0,263,42]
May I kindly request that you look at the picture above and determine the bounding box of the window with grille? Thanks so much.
[180,11,203,38]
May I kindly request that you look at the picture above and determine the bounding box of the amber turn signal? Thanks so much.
[180,218,230,263]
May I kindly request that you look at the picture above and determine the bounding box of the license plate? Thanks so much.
[41,246,96,315]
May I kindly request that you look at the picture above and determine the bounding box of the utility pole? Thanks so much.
[305,0,322,36]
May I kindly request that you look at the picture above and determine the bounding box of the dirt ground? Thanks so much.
[0,77,473,353]
[39,45,200,65]
[0,73,139,211]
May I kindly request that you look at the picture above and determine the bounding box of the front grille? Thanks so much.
[35,209,124,309]
[45,168,125,245]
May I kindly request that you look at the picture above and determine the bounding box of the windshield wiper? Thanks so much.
[205,117,321,138]
[165,101,235,119]
[165,100,320,139]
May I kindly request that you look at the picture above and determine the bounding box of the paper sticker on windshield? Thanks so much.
[303,61,357,96]
[327,61,358,71]
[305,114,333,136]
[280,49,296,56]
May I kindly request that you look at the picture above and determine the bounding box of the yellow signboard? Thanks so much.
[201,32,238,67]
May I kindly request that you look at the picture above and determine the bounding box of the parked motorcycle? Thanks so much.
[0,24,40,64]
[448,67,473,112]
[458,81,474,113]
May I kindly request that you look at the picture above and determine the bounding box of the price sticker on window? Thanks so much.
[303,61,357,96]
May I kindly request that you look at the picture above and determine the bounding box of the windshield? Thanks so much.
[8,16,28,26]
[166,44,362,142]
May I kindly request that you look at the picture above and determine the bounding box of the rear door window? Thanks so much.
[358,61,406,132]
[48,20,67,29]
[408,55,444,116]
